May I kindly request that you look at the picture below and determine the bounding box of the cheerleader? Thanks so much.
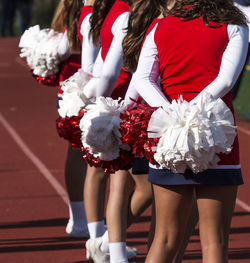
[84,1,137,262]
[83,0,169,262]
[123,0,249,262]
[123,1,201,261]
[50,0,89,238]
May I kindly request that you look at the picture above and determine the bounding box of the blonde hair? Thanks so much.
[51,0,83,52]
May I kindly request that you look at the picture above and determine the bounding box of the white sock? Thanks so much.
[68,201,87,229]
[87,220,105,238]
[100,230,109,253]
[109,242,128,263]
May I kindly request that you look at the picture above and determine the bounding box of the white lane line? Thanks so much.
[15,56,30,69]
[0,113,68,205]
[236,198,250,212]
[237,125,250,136]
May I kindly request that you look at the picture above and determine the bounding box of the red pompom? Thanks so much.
[119,100,159,165]
[82,148,133,173]
[33,73,59,87]
[56,109,85,150]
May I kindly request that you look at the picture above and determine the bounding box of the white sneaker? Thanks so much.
[86,238,138,262]
[126,246,138,259]
[66,220,89,238]
[85,237,110,263]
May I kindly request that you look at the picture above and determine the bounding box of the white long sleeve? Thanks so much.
[127,25,170,108]
[96,12,130,97]
[80,13,100,74]
[92,49,104,78]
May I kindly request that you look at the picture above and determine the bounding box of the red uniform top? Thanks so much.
[77,5,93,43]
[142,18,160,48]
[99,0,131,99]
[154,16,239,165]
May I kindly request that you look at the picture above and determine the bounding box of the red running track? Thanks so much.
[0,38,250,263]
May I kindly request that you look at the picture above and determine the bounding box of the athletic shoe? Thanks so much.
[66,220,89,238]
[86,237,138,262]
[85,237,109,263]
[126,246,138,259]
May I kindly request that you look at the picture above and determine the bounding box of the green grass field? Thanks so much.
[233,59,250,121]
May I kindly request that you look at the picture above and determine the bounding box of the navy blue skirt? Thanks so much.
[148,167,243,185]
[132,157,149,174]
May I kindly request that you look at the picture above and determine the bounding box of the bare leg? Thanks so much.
[174,189,199,263]
[84,165,108,224]
[146,184,194,263]
[64,145,87,201]
[196,185,237,263]
[128,172,152,222]
[147,184,155,249]
[106,170,134,242]
[64,145,89,236]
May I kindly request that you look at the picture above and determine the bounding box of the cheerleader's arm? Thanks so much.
[130,25,170,108]
[96,12,129,97]
[80,13,100,74]
[124,76,140,105]
[92,49,104,78]
[193,24,249,102]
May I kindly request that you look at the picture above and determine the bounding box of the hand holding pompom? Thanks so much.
[58,70,98,118]
[148,92,236,173]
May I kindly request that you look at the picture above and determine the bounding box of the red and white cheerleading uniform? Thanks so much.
[127,16,249,185]
[93,0,131,99]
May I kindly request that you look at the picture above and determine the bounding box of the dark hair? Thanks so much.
[89,0,131,46]
[51,0,83,52]
[89,0,116,45]
[122,0,165,73]
[168,0,247,27]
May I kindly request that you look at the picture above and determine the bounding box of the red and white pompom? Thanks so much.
[148,92,237,173]
[56,108,86,150]
[19,25,70,78]
[119,100,159,165]
[79,96,133,172]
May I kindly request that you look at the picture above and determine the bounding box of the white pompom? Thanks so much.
[148,92,236,173]
[58,92,85,118]
[58,70,98,118]
[19,25,69,77]
[60,69,92,95]
[79,97,128,161]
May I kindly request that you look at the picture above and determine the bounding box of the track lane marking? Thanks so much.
[236,198,250,212]
[0,113,68,205]
[237,125,250,136]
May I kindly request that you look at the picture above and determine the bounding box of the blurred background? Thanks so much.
[0,0,58,37]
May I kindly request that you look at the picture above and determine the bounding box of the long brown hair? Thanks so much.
[89,0,131,46]
[122,0,165,73]
[168,0,247,27]
[51,0,83,52]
